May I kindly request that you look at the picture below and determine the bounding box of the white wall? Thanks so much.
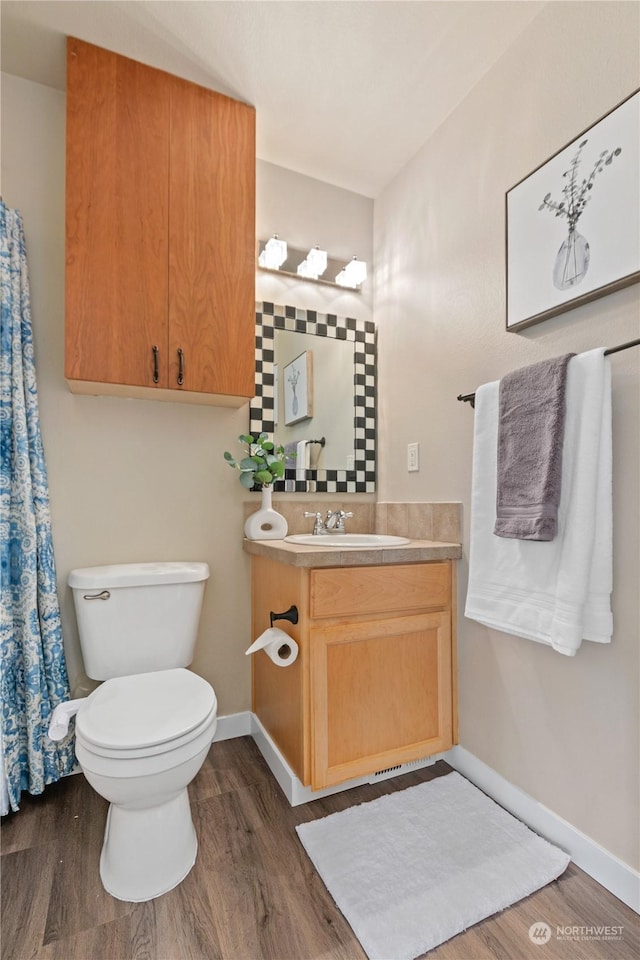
[375,1,639,869]
[0,71,373,713]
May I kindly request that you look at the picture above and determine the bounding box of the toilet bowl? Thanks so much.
[75,667,217,902]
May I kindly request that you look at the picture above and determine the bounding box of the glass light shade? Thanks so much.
[297,246,327,280]
[306,246,327,277]
[259,236,288,270]
[297,259,314,278]
[336,257,367,288]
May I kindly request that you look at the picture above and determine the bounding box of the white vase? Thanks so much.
[244,486,288,541]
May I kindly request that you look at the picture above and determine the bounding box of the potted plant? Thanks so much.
[224,433,289,540]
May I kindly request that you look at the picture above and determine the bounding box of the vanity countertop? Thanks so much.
[242,537,462,567]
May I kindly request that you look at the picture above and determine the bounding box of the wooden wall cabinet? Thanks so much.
[251,557,457,791]
[65,38,256,406]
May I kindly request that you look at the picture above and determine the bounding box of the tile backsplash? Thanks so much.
[243,500,375,535]
[243,500,461,542]
[376,502,461,542]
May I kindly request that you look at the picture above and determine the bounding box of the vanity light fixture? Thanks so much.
[258,235,287,270]
[336,256,367,288]
[257,240,363,293]
[297,245,328,280]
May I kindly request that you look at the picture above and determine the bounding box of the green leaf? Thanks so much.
[254,470,273,484]
[240,457,256,470]
[239,434,254,444]
[261,441,274,451]
[239,472,255,488]
[270,461,285,478]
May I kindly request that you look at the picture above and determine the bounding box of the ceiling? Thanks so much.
[1,0,544,198]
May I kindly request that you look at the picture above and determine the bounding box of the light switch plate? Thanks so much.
[407,442,420,472]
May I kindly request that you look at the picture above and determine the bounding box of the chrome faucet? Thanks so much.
[325,509,354,534]
[303,509,354,535]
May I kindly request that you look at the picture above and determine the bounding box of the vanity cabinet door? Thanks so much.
[309,611,453,789]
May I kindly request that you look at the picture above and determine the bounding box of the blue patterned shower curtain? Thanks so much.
[0,199,75,815]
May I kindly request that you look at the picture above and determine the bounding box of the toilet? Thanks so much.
[66,561,217,903]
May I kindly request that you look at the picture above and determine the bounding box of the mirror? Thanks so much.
[250,303,376,493]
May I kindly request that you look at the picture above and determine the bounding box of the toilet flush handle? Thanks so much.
[83,590,111,601]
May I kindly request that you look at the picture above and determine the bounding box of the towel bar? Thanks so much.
[457,338,639,407]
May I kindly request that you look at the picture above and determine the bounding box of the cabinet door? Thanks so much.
[310,612,452,789]
[65,38,170,388]
[169,79,255,398]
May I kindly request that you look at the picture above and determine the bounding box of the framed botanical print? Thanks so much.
[283,350,313,425]
[506,89,639,330]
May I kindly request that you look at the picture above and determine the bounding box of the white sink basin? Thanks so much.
[284,533,411,548]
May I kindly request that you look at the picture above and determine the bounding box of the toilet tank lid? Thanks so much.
[68,561,210,589]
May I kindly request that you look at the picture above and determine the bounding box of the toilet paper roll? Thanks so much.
[245,627,298,667]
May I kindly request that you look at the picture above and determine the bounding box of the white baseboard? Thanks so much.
[445,745,640,914]
[213,711,253,742]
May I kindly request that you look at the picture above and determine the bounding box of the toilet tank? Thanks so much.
[68,562,209,680]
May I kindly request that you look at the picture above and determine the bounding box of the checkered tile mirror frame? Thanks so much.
[250,303,377,493]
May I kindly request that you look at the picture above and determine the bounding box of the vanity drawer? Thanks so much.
[310,562,450,619]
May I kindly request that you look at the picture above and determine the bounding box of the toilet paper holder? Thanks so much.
[269,605,299,628]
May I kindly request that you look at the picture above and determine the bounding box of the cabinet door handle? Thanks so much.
[177,348,184,386]
[152,345,159,384]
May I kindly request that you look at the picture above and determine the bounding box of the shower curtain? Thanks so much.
[0,199,75,815]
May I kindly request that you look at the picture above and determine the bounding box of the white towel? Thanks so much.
[465,349,612,656]
[296,439,309,481]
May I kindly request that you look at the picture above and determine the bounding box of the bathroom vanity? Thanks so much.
[246,537,461,792]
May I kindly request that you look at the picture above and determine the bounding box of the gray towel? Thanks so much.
[494,353,575,541]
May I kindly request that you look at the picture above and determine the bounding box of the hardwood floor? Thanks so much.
[1,736,637,960]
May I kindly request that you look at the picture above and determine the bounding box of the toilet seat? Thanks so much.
[76,668,217,760]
